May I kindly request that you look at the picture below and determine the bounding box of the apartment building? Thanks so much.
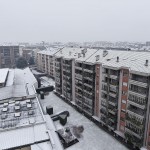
[54,47,87,102]
[37,49,59,78]
[37,47,150,149]
[95,50,150,149]
[74,48,99,116]
[0,45,20,68]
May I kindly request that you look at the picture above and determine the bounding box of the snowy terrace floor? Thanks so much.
[39,77,128,150]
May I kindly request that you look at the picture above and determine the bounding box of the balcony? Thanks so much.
[129,79,148,88]
[84,83,93,88]
[108,108,117,115]
[83,103,92,109]
[75,74,82,80]
[75,85,82,91]
[127,99,145,110]
[75,66,82,71]
[83,96,93,102]
[83,108,92,116]
[125,127,143,139]
[101,88,107,94]
[109,74,118,80]
[75,97,82,104]
[83,76,93,81]
[108,99,117,107]
[108,117,117,123]
[129,90,147,99]
[109,91,117,98]
[126,113,144,126]
[75,91,82,97]
[84,68,93,73]
[127,106,145,118]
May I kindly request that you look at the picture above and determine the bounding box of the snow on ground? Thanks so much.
[40,91,128,150]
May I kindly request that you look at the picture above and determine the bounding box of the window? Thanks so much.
[123,71,128,76]
[122,91,127,95]
[122,99,126,104]
[123,82,127,87]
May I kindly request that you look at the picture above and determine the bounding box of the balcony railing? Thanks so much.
[125,127,143,139]
[127,99,145,110]
[75,74,82,80]
[127,106,145,117]
[75,66,82,71]
[109,91,117,98]
[84,68,93,73]
[84,83,93,88]
[126,113,144,126]
[109,74,118,80]
[129,90,147,98]
[108,108,117,115]
[108,99,117,107]
[130,77,148,83]
[83,76,93,81]
[129,79,148,88]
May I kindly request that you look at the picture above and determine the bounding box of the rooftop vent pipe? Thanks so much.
[78,53,81,58]
[116,56,119,62]
[96,55,100,61]
[145,60,148,66]
[69,51,71,56]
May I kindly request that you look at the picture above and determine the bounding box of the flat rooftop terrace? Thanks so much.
[0,97,44,130]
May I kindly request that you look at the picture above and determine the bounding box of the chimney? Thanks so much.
[78,53,81,58]
[145,60,148,66]
[83,53,85,57]
[116,56,119,62]
[96,55,100,61]
[69,51,71,56]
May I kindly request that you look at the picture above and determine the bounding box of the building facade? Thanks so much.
[37,49,59,78]
[0,46,20,68]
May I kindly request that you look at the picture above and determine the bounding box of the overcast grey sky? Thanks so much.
[0,0,150,43]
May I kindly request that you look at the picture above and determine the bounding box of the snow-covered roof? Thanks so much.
[0,115,63,150]
[85,50,150,75]
[37,48,60,56]
[54,47,84,59]
[75,48,98,62]
[0,68,37,100]
[0,123,49,150]
[0,68,9,84]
